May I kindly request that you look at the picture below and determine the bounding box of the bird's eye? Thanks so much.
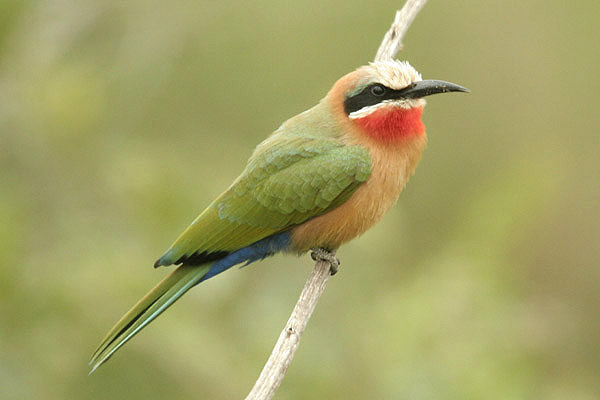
[370,84,386,96]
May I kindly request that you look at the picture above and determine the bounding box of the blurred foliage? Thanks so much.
[1,1,599,399]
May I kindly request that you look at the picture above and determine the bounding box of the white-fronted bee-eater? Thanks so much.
[90,59,468,373]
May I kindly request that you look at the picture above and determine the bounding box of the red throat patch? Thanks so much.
[354,106,425,143]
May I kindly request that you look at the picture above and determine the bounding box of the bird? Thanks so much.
[89,59,468,373]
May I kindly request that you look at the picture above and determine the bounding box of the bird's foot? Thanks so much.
[310,248,340,275]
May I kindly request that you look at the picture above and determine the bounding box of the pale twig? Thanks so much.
[245,2,427,399]
[245,252,335,400]
[374,0,428,62]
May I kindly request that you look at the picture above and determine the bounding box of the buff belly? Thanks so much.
[290,135,426,253]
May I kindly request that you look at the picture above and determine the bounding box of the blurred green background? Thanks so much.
[1,0,599,399]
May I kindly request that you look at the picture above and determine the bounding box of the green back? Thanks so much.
[158,129,372,265]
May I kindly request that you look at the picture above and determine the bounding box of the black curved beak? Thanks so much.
[396,79,470,99]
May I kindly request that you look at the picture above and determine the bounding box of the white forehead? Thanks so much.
[361,60,422,90]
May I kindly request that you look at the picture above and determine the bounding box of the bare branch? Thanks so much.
[245,2,428,398]
[245,253,336,400]
[374,0,428,62]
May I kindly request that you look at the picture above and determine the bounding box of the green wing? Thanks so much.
[156,133,372,266]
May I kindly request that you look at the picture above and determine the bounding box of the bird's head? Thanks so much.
[328,60,468,144]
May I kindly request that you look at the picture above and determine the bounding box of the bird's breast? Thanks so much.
[290,134,427,253]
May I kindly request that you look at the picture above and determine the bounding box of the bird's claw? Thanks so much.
[310,248,340,275]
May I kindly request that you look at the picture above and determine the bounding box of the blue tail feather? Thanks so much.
[198,231,291,283]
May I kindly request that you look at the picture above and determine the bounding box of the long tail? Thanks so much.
[89,264,210,374]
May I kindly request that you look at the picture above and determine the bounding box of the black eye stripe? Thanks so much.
[344,83,408,115]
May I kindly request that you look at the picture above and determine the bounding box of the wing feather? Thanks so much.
[156,134,372,266]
